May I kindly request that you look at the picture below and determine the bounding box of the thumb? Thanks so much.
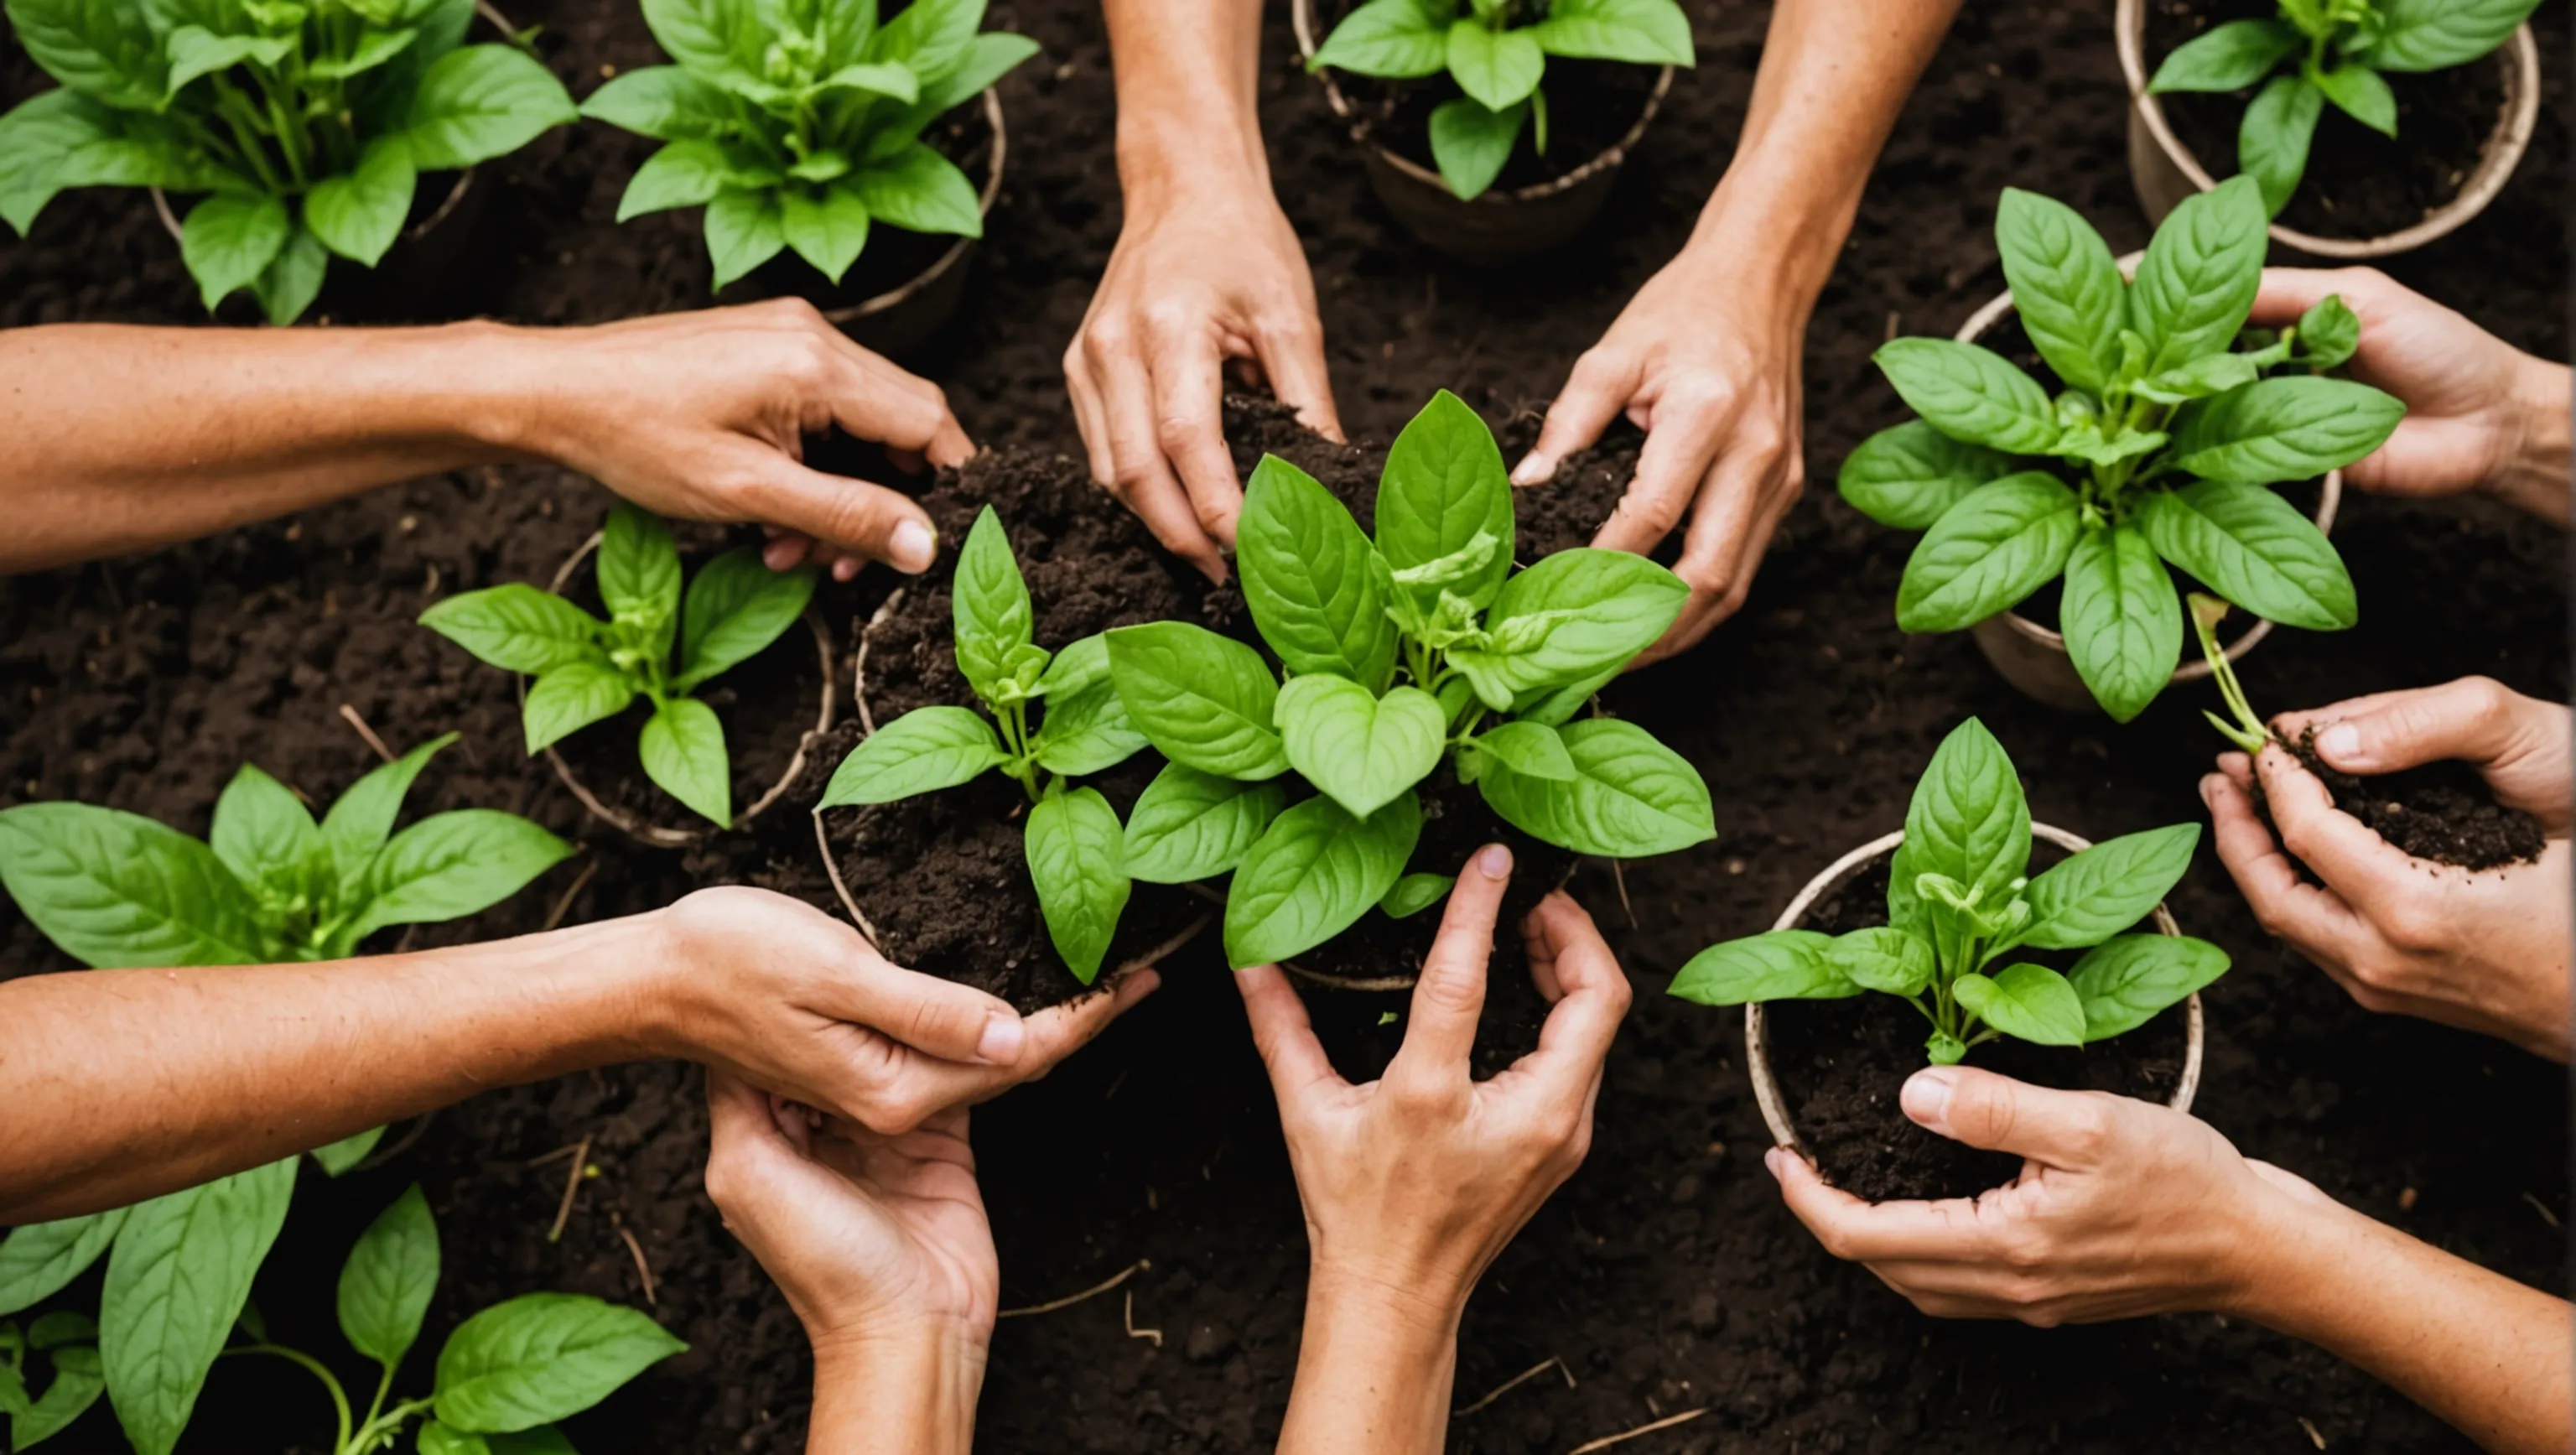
[2303,676,2526,776]
[742,453,940,574]
[2246,267,2352,330]
[1899,1066,2118,1168]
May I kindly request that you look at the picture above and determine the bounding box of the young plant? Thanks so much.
[1104,389,1716,970]
[2148,0,2542,216]
[421,504,818,828]
[0,0,576,324]
[1837,178,2405,721]
[581,0,1040,288]
[0,1312,102,1451]
[814,506,1152,984]
[2190,591,2274,754]
[1670,719,2231,1065]
[1309,0,1693,200]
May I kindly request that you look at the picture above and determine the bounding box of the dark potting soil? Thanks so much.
[2267,722,2548,871]
[736,96,997,311]
[1764,858,2187,1203]
[2145,0,2516,241]
[2,3,2567,1452]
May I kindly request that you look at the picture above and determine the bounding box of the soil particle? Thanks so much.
[2270,723,2547,871]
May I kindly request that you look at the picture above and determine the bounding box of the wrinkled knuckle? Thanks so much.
[1154,413,1204,457]
[1084,316,1133,358]
[1997,1229,2052,1277]
[1415,964,1482,1020]
[2018,1300,2064,1328]
[2066,1102,2116,1160]
[2376,902,2449,954]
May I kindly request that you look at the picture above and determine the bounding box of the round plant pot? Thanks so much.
[1744,824,2208,1161]
[1290,0,1672,265]
[1953,253,2345,715]
[528,530,836,850]
[2115,0,2540,258]
[153,168,490,317]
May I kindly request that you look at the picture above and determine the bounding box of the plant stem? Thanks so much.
[344,1395,439,1454]
[2188,593,2272,752]
[227,1343,351,1453]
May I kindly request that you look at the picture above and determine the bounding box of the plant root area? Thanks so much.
[2,3,2567,1452]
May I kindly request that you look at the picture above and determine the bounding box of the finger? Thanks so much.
[1233,963,1343,1104]
[763,533,816,571]
[1521,902,1566,1004]
[820,344,973,469]
[739,453,939,574]
[801,917,1031,1068]
[1147,323,1248,546]
[2254,742,2425,896]
[2286,677,2532,777]
[2246,267,2360,329]
[1898,1066,2127,1170]
[1090,330,1228,580]
[1592,389,1731,557]
[1389,843,1511,1083]
[1513,891,1630,1097]
[1253,313,1343,443]
[1064,343,1120,492]
[2201,770,2372,961]
[1009,967,1161,1081]
[1639,444,1790,662]
[1767,1145,2003,1261]
[1514,348,1639,486]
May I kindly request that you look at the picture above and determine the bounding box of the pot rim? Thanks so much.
[816,88,1006,326]
[524,529,837,850]
[1743,824,2209,1165]
[1290,0,1673,206]
[2114,0,2540,258]
[1955,250,2344,682]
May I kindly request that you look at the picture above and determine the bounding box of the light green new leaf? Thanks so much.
[854,140,984,237]
[1892,471,2080,633]
[209,762,321,890]
[952,506,1034,708]
[2293,294,2360,371]
[1476,719,1714,858]
[0,803,264,969]
[421,585,605,674]
[161,26,295,100]
[2240,74,2325,217]
[2147,18,2302,91]
[2060,521,2183,722]
[308,26,422,81]
[704,186,786,288]
[781,179,872,283]
[2017,824,2199,950]
[1954,964,2086,1046]
[1445,19,1544,111]
[102,1158,297,1455]
[2068,933,2231,1040]
[1902,718,2029,907]
[179,191,290,313]
[433,1293,684,1433]
[678,548,815,691]
[638,697,731,826]
[1668,930,1850,1006]
[1452,548,1687,702]
[345,810,572,945]
[405,44,577,170]
[522,661,636,755]
[0,1211,127,1318]
[1836,421,2020,530]
[1311,0,1448,76]
[1374,389,1515,611]
[338,1184,439,1370]
[1223,793,1421,968]
[2309,60,2397,136]
[598,504,682,631]
[818,707,1007,808]
[304,135,418,267]
[1025,787,1130,985]
[1121,764,1284,884]
[2138,480,2356,631]
[1031,678,1150,777]
[1528,0,1693,65]
[1275,675,1446,820]
[1379,871,1455,919]
[1104,622,1289,780]
[1872,339,2059,455]
[1467,720,1577,782]
[319,733,458,892]
[1237,455,1396,683]
[1826,926,1935,996]
[1426,95,1525,200]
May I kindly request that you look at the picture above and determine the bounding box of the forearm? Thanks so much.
[807,1328,984,1455]
[1277,1270,1463,1455]
[0,913,671,1220]
[1103,0,1270,205]
[2490,356,2572,525]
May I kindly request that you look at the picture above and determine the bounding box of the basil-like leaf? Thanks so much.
[598,504,683,633]
[1902,718,2029,908]
[1121,764,1285,884]
[638,696,731,826]
[2060,521,2184,723]
[13,1337,106,1446]
[421,585,605,675]
[2293,294,2360,371]
[1426,94,1525,200]
[1452,548,1688,700]
[818,707,1009,808]
[2370,0,2538,72]
[952,506,1035,709]
[1104,622,1289,780]
[179,191,289,312]
[209,762,323,892]
[1872,339,2059,455]
[1374,390,1514,613]
[0,803,264,969]
[2016,824,2199,950]
[102,1158,298,1455]
[2132,175,2268,372]
[1025,787,1131,985]
[1379,871,1454,919]
[1826,926,1935,997]
[1893,471,2080,633]
[2239,74,2325,217]
[2167,376,2406,486]
[1033,634,1113,699]
[677,548,816,691]
[1953,964,2087,1046]
[338,1184,439,1371]
[1475,719,1714,858]
[2137,480,2356,631]
[343,810,573,948]
[1238,455,1397,684]
[319,733,457,897]
[310,1126,387,1177]
[1837,421,2019,530]
[304,135,417,268]
[1223,793,1422,969]
[433,1293,685,1433]
[2310,60,2396,136]
[1445,18,1544,110]
[1467,720,1578,782]
[2146,18,2302,91]
[579,65,735,141]
[1031,678,1150,777]
[1311,0,1448,75]
[1995,187,2128,392]
[0,1211,127,1318]
[1528,0,1695,65]
[2067,933,2231,1040]
[1668,929,1852,1005]
[402,44,578,171]
[522,661,636,756]
[1275,675,1446,820]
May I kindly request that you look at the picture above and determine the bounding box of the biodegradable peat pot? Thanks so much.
[530,531,835,850]
[1290,0,1673,265]
[2116,0,2540,258]
[1953,254,2345,715]
[1746,824,2209,1182]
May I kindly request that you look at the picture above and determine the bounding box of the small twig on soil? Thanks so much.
[540,857,600,932]
[2522,1192,2561,1229]
[353,1111,437,1172]
[2298,1416,2328,1450]
[1611,859,1636,928]
[997,1260,1150,1320]
[1452,1357,1569,1418]
[612,1213,657,1307]
[1123,1289,1161,1348]
[1566,1407,1706,1454]
[547,1133,592,1243]
[337,704,397,764]
[525,1141,584,1167]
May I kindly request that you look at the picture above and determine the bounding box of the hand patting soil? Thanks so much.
[2263,724,2547,870]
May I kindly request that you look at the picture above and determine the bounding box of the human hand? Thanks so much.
[2249,268,2572,522]
[2202,677,2573,1060]
[508,299,974,580]
[1770,1066,2332,1324]
[1064,175,1337,581]
[649,886,1161,1132]
[1509,239,1808,663]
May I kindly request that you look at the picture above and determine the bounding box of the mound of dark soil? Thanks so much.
[2275,723,2547,870]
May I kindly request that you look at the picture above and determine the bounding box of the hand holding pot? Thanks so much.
[2203,677,2572,1061]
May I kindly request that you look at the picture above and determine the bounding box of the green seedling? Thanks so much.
[0,1311,104,1452]
[2190,591,2275,754]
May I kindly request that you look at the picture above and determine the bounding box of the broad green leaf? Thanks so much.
[1871,339,2059,455]
[310,1125,386,1177]
[2068,933,2231,1040]
[522,661,636,755]
[853,142,983,237]
[910,31,1039,117]
[1953,964,2086,1046]
[677,549,815,690]
[2017,824,2199,951]
[2132,175,2268,371]
[1275,676,1446,820]
[1995,188,2127,392]
[952,507,1034,709]
[1826,926,1935,996]
[320,735,455,895]
[615,138,734,221]
[6,0,164,108]
[1223,793,1421,968]
[1446,18,1544,110]
[2132,350,2262,404]
[2240,74,2325,217]
[1668,930,1851,1005]
[2138,480,2356,631]
[2309,60,2396,136]
[1025,787,1130,985]
[344,809,570,944]
[1892,472,2080,632]
[2167,376,2405,485]
[813,59,917,102]
[0,1211,126,1317]
[102,1159,296,1455]
[1379,871,1454,919]
[160,26,295,100]
[308,26,421,80]
[1836,422,2021,531]
[598,504,683,631]
[0,804,263,969]
[1031,678,1149,777]
[418,1421,489,1455]
[2060,521,2183,723]
[2370,0,2539,71]
[704,186,785,288]
[1237,456,1396,683]
[1449,548,1687,702]
[638,697,731,826]
[209,762,321,890]
[1426,96,1524,200]
[1032,634,1111,699]
[338,1184,439,1370]
[1121,764,1285,884]
[0,90,123,234]
[179,192,289,314]
[2293,294,2360,370]
[638,0,769,94]
[25,1310,91,1348]
[2146,18,2302,90]
[863,0,981,82]
[818,707,1007,807]
[1104,622,1288,780]
[1311,0,1447,75]
[1528,0,1694,64]
[1374,390,1514,612]
[780,179,872,282]
[1903,718,2029,908]
[432,1293,684,1433]
[1476,718,1714,858]
[306,135,418,268]
[13,1341,106,1447]
[1467,720,1577,781]
[579,65,736,141]
[421,585,605,674]
[404,44,577,170]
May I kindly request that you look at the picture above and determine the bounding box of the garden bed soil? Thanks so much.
[2,3,2568,1452]
[735,98,996,312]
[2264,723,2547,870]
[1764,858,2187,1203]
[2145,0,2512,240]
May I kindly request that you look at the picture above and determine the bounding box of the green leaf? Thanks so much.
[209,762,321,890]
[102,1159,296,1455]
[704,186,785,288]
[1031,633,1111,699]
[1374,389,1514,612]
[1871,339,2059,455]
[2370,0,2539,71]
[1466,720,1577,781]
[2067,933,2231,1040]
[1379,871,1454,919]
[2238,74,2325,217]
[310,1125,386,1177]
[1031,678,1149,777]
[308,26,421,80]
[597,504,682,631]
[0,804,263,969]
[638,0,770,94]
[818,707,1008,807]
[1446,18,1544,110]
[304,136,418,268]
[1954,964,2087,1046]
[853,141,982,237]
[252,225,330,327]
[1826,926,1935,996]
[1426,96,1524,200]
[1476,718,1714,858]
[1275,676,1446,820]
[1450,548,1687,701]
[863,0,981,83]
[1237,455,1396,683]
[778,179,871,283]
[422,585,605,674]
[2133,174,2269,371]
[433,1293,684,1433]
[2018,824,2199,951]
[0,1211,126,1318]
[677,549,815,690]
[580,65,736,140]
[2132,350,2263,405]
[2060,521,2183,722]
[5,0,164,108]
[1668,929,1852,1005]
[1121,764,1285,884]
[2167,376,2406,486]
[1104,622,1289,780]
[179,192,290,314]
[638,697,731,826]
[0,90,121,234]
[2138,480,2357,631]
[2293,294,2360,370]
[1903,718,2028,908]
[25,1309,91,1349]
[522,661,636,755]
[1024,787,1130,985]
[345,810,571,945]
[320,735,455,896]
[2309,60,2397,136]
[417,1421,489,1455]
[1223,793,1421,968]
[2147,18,2302,91]
[1527,0,1693,64]
[813,59,917,102]
[911,30,1038,116]
[615,138,733,221]
[405,44,577,170]
[338,1184,439,1371]
[951,507,1035,708]
[161,26,296,100]
[14,1340,106,1447]
[1836,421,2020,530]
[1311,0,1447,75]
[1994,188,2127,392]
[1893,471,2080,632]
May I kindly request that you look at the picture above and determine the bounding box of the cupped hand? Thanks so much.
[516,299,974,580]
[2201,678,2572,1061]
[650,886,1161,1132]
[1771,1066,2327,1325]
[1510,242,1807,663]
[1065,179,1337,581]
[1234,846,1631,1318]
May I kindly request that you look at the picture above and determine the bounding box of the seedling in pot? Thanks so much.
[1839,179,2405,720]
[1670,719,2230,1066]
[0,0,576,324]
[582,0,1039,289]
[817,506,1152,985]
[2148,0,2542,216]
[1309,0,1694,200]
[421,504,818,828]
[1104,389,1716,970]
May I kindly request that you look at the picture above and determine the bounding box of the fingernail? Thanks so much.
[762,539,799,571]
[1120,968,1163,1003]
[2317,722,2361,765]
[974,1013,1025,1066]
[1476,842,1513,880]
[832,556,860,583]
[1763,1146,1785,1179]
[1900,1068,1958,1131]
[2199,776,2217,808]
[1509,453,1551,487]
[891,519,936,574]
